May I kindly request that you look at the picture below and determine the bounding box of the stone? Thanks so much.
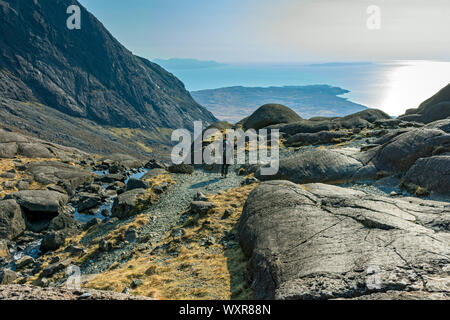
[41,259,72,278]
[76,193,102,212]
[126,178,149,191]
[402,156,450,195]
[111,189,147,219]
[242,104,303,131]
[144,159,166,170]
[0,240,10,260]
[9,190,68,213]
[373,128,450,173]
[40,231,67,252]
[0,269,17,285]
[190,201,216,216]
[15,256,35,269]
[130,279,143,289]
[84,218,102,230]
[168,164,194,174]
[0,199,26,240]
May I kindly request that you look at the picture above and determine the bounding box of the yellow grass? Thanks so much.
[85,184,257,300]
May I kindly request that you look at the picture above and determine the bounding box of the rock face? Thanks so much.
[243,104,303,130]
[239,181,450,300]
[0,199,26,240]
[399,83,450,123]
[0,0,216,130]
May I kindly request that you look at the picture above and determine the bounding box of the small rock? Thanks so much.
[194,192,208,201]
[15,255,35,269]
[171,228,186,238]
[84,218,102,230]
[190,201,216,216]
[0,269,17,285]
[130,279,143,289]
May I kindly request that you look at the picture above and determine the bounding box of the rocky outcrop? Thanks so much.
[0,199,26,240]
[285,130,347,147]
[242,104,303,130]
[239,181,450,300]
[399,84,450,123]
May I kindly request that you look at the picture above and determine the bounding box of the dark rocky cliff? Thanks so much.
[0,0,216,130]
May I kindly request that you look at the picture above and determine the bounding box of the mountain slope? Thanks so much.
[0,0,216,130]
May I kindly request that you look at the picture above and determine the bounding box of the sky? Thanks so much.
[78,0,450,63]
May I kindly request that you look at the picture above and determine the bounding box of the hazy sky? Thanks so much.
[78,0,450,63]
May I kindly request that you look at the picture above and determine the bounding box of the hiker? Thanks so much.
[221,136,231,178]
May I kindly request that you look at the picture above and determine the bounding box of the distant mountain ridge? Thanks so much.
[153,58,227,70]
[0,0,216,130]
[191,85,367,122]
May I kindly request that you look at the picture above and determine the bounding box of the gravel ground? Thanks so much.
[81,166,245,275]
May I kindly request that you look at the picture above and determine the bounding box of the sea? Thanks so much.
[161,60,450,117]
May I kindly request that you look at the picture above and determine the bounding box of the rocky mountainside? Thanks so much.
[0,0,216,157]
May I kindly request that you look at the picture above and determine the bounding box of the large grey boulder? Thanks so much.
[126,178,149,191]
[0,199,26,240]
[239,181,450,300]
[0,269,17,285]
[10,190,68,213]
[24,161,93,194]
[285,130,347,147]
[424,118,450,133]
[243,104,303,130]
[0,143,18,158]
[373,128,450,173]
[402,156,450,195]
[256,148,374,184]
[111,189,147,219]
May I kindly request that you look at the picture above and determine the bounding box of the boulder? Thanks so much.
[256,148,372,184]
[24,161,93,194]
[0,143,18,158]
[190,201,216,215]
[144,159,166,170]
[17,143,54,158]
[0,199,26,240]
[95,173,126,184]
[111,189,147,219]
[399,84,450,123]
[0,269,17,285]
[373,128,450,173]
[285,130,347,147]
[40,231,68,252]
[126,178,149,191]
[76,193,102,212]
[15,255,35,269]
[10,190,68,213]
[243,104,303,130]
[41,259,72,278]
[424,118,450,133]
[402,156,450,195]
[168,164,194,174]
[0,240,10,260]
[239,181,450,300]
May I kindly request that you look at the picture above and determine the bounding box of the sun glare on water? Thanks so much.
[379,60,450,117]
